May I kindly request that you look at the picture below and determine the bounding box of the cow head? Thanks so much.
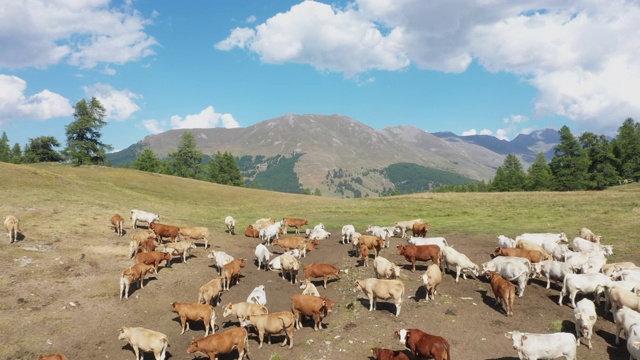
[396,245,405,255]
[117,327,128,341]
[353,280,364,293]
[504,331,525,350]
[492,247,503,257]
[186,340,201,353]
[395,329,409,344]
[222,303,233,317]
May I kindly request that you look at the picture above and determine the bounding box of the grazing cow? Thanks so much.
[408,236,448,249]
[280,253,300,284]
[120,263,156,300]
[572,237,613,256]
[371,347,410,360]
[421,264,442,301]
[130,209,160,229]
[164,241,197,264]
[341,224,355,244]
[355,278,405,316]
[580,227,601,243]
[254,243,271,271]
[223,302,269,324]
[247,285,267,306]
[441,246,479,283]
[485,271,516,316]
[291,294,335,330]
[222,259,246,291]
[602,262,637,277]
[244,224,260,238]
[4,215,19,244]
[300,279,321,297]
[208,250,234,274]
[241,311,296,349]
[493,246,546,263]
[534,260,574,289]
[283,217,308,234]
[118,326,168,360]
[373,256,401,279]
[171,302,217,336]
[149,222,180,244]
[179,226,210,249]
[395,328,450,360]
[358,235,385,258]
[225,216,237,235]
[573,298,597,349]
[359,244,370,267]
[411,222,430,237]
[397,244,441,272]
[614,306,640,346]
[129,230,156,258]
[135,251,172,273]
[558,273,611,308]
[38,355,68,360]
[497,235,516,248]
[505,330,577,360]
[481,257,531,297]
[198,277,224,306]
[394,219,424,238]
[303,263,348,289]
[111,213,124,236]
[186,326,249,360]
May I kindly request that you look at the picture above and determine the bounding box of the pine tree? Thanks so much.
[549,126,589,191]
[579,132,619,190]
[206,151,243,186]
[168,132,203,179]
[23,136,63,163]
[525,152,552,191]
[132,148,161,172]
[491,154,526,191]
[612,118,640,180]
[62,97,112,165]
[10,143,22,164]
[0,132,10,162]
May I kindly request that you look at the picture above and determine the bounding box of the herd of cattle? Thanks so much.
[3,211,639,360]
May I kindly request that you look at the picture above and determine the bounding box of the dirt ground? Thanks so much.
[1,224,634,360]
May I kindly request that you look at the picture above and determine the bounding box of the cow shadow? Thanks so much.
[355,297,397,315]
[476,289,508,316]
[412,286,427,302]
[120,343,172,359]
[309,277,339,289]
[170,316,213,334]
[192,351,242,360]
[400,263,428,273]
[125,276,158,297]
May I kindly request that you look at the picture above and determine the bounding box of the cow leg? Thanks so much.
[395,302,401,317]
[132,345,140,360]
[314,313,320,331]
[258,330,265,349]
[323,276,328,289]
[412,261,416,272]
[180,316,187,334]
[455,267,461,283]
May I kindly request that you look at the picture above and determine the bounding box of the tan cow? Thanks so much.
[222,301,269,323]
[198,277,224,306]
[358,235,385,257]
[360,244,370,267]
[412,222,430,237]
[303,263,348,289]
[300,279,321,297]
[580,227,602,243]
[222,258,246,291]
[118,326,168,360]
[421,264,442,301]
[4,215,20,244]
[241,311,296,349]
[171,302,217,336]
[291,294,335,331]
[111,213,124,237]
[493,246,546,263]
[244,224,260,238]
[394,219,424,238]
[186,326,249,360]
[354,278,405,317]
[486,271,516,316]
[165,240,197,264]
[135,250,172,273]
[282,217,309,234]
[373,256,401,279]
[129,229,156,258]
[272,237,307,255]
[119,263,156,300]
[515,239,552,260]
[280,253,300,284]
[179,226,210,249]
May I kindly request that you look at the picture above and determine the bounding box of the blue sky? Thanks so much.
[1,0,638,152]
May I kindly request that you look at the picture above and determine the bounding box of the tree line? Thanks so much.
[433,119,640,192]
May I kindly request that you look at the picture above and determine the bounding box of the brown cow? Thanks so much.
[222,258,246,291]
[171,302,217,336]
[305,239,319,253]
[244,224,260,238]
[111,213,124,237]
[493,247,546,263]
[149,222,180,243]
[371,347,410,360]
[360,244,370,267]
[291,294,335,331]
[412,222,430,237]
[397,245,441,272]
[358,235,385,257]
[119,263,156,300]
[38,355,68,360]
[486,271,516,316]
[137,237,156,253]
[303,263,348,289]
[282,217,309,234]
[186,326,249,360]
[135,250,172,273]
[272,237,307,253]
[395,328,450,360]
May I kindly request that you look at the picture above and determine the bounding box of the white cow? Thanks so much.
[341,224,355,244]
[516,232,569,245]
[307,227,331,240]
[260,222,282,244]
[533,260,573,289]
[497,235,516,248]
[246,285,267,306]
[268,249,302,271]
[564,251,607,273]
[224,215,237,235]
[394,219,423,238]
[408,236,449,249]
[614,306,640,346]
[254,243,271,271]
[118,326,168,360]
[441,246,479,283]
[505,330,576,360]
[367,225,395,248]
[372,256,401,279]
[559,273,611,308]
[627,327,640,360]
[130,209,160,229]
[208,250,234,275]
[544,242,571,261]
[604,281,640,313]
[573,298,597,349]
[280,253,299,284]
[482,257,530,297]
[300,279,320,297]
[572,237,613,256]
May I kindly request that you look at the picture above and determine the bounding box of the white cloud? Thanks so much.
[0,0,157,69]
[0,74,73,126]
[246,15,257,23]
[479,129,492,135]
[83,83,141,121]
[142,119,163,134]
[170,106,239,129]
[217,1,640,132]
[462,129,477,136]
[495,129,509,141]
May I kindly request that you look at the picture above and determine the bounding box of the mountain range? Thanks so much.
[107,114,561,197]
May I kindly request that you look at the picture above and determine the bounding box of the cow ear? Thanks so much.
[522,335,528,341]
[504,332,512,339]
